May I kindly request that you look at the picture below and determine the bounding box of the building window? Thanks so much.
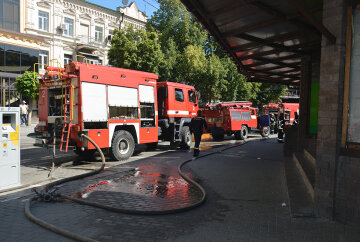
[0,44,39,107]
[63,18,73,36]
[39,50,48,69]
[38,11,49,31]
[95,26,103,42]
[64,54,72,67]
[0,0,20,32]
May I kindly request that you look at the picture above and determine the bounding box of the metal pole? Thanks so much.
[2,78,5,107]
[8,78,10,107]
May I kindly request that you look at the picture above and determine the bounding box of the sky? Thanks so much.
[85,0,160,17]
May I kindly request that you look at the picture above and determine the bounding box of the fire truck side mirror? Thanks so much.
[196,91,201,100]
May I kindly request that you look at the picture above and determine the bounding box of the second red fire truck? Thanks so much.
[262,103,299,125]
[37,62,199,160]
[202,102,270,140]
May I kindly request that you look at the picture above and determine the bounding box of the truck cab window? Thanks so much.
[175,89,184,102]
[188,90,196,103]
[230,111,242,121]
[285,110,291,121]
[242,112,251,121]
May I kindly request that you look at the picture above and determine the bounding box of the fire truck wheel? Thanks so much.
[261,126,270,137]
[110,130,135,161]
[211,128,224,141]
[180,126,192,149]
[240,125,248,140]
[74,147,96,159]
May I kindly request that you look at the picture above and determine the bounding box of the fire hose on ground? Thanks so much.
[25,134,245,242]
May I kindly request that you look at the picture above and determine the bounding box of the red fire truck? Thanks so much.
[279,103,299,125]
[37,62,198,160]
[202,102,270,140]
[262,103,299,125]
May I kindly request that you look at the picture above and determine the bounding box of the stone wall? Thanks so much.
[335,156,360,224]
[315,0,347,219]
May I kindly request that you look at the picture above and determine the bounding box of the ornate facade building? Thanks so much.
[24,0,147,69]
[0,0,44,107]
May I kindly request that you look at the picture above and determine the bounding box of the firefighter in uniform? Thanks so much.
[277,113,285,143]
[190,110,208,157]
[293,112,299,126]
[270,113,276,134]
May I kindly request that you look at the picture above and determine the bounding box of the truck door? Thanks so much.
[187,89,198,116]
[172,87,187,116]
[157,85,167,118]
[139,85,157,143]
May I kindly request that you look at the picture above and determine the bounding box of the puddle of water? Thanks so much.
[68,161,203,203]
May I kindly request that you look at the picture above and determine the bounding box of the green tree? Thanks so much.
[149,0,207,52]
[159,37,178,81]
[134,0,287,105]
[250,83,286,108]
[108,26,164,74]
[15,71,39,100]
[15,71,39,125]
[176,45,227,103]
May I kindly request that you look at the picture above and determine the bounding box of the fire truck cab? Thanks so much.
[278,103,299,125]
[157,82,198,148]
[37,62,198,160]
[262,102,299,124]
[203,102,270,140]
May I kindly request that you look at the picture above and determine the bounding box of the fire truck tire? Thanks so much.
[239,125,248,140]
[74,147,96,159]
[261,126,270,137]
[110,130,135,161]
[180,126,192,149]
[211,128,224,140]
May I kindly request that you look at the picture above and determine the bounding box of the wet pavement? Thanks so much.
[1,133,360,241]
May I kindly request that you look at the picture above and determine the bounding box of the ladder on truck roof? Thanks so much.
[60,85,75,152]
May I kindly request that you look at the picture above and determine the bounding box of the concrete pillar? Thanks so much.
[315,0,347,219]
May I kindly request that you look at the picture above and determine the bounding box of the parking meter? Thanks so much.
[0,107,20,191]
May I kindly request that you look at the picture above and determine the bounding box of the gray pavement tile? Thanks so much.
[1,137,360,241]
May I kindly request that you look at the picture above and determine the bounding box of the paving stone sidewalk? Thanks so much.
[1,138,360,241]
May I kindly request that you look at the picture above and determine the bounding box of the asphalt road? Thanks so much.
[1,132,360,242]
[15,124,252,193]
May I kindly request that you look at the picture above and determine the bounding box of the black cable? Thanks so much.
[25,137,246,241]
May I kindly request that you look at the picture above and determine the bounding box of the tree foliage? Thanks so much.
[108,0,286,106]
[15,71,39,100]
[250,83,287,108]
[108,26,163,74]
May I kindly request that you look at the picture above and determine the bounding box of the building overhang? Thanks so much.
[77,43,98,52]
[0,28,44,49]
[180,0,333,86]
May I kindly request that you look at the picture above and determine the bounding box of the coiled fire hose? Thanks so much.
[25,134,245,242]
